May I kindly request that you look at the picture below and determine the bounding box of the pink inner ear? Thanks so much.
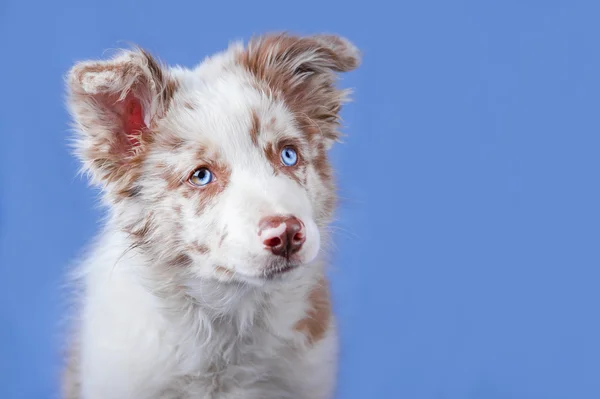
[122,94,147,147]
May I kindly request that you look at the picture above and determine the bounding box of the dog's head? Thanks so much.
[67,34,359,284]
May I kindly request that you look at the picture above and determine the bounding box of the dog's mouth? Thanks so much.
[257,254,303,279]
[209,252,305,283]
[262,262,298,279]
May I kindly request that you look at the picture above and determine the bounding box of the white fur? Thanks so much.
[64,33,360,399]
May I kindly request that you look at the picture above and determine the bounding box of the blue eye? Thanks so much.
[189,168,213,186]
[280,147,298,166]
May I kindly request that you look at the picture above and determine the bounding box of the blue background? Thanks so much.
[1,0,599,398]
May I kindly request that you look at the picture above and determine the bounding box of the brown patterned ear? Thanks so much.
[239,33,361,147]
[67,48,177,194]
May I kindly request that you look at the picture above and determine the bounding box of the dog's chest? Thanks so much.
[163,313,304,398]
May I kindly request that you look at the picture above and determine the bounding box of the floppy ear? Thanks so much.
[66,48,177,196]
[240,33,361,148]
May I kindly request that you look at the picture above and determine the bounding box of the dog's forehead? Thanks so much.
[164,66,302,163]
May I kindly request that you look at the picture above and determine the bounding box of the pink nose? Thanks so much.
[259,216,306,258]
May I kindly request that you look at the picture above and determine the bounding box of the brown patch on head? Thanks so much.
[263,145,280,176]
[161,168,183,191]
[249,109,261,146]
[295,277,331,345]
[163,79,179,111]
[193,145,210,164]
[155,161,181,192]
[238,33,360,145]
[296,114,323,143]
[312,144,333,183]
[184,101,195,110]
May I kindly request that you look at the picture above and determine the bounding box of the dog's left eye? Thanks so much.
[280,147,298,166]
[189,168,213,186]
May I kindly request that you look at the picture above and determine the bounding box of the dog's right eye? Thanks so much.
[280,146,298,166]
[189,168,213,187]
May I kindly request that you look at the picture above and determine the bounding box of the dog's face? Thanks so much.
[67,34,359,285]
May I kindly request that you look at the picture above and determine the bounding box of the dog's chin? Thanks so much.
[213,257,303,285]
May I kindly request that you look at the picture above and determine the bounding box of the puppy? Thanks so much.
[63,33,360,399]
